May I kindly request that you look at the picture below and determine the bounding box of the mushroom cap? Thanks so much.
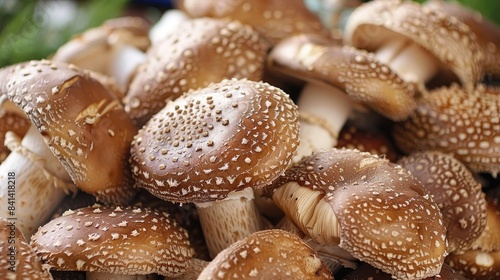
[271,148,447,280]
[197,229,333,279]
[267,33,416,121]
[52,16,151,74]
[446,249,500,280]
[425,0,500,77]
[0,60,138,204]
[31,205,193,277]
[470,199,500,252]
[397,151,487,253]
[344,0,484,90]
[124,17,268,127]
[130,78,300,203]
[0,102,30,162]
[393,84,500,176]
[344,262,466,280]
[0,219,52,280]
[176,0,329,45]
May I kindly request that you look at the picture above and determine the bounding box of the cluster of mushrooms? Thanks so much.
[0,0,499,279]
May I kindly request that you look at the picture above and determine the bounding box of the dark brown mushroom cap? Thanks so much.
[175,0,330,45]
[0,60,138,204]
[0,219,52,280]
[425,0,500,77]
[446,249,500,280]
[197,229,333,279]
[397,151,487,253]
[31,205,193,277]
[267,33,416,121]
[393,84,500,176]
[130,78,300,203]
[471,199,500,252]
[271,148,447,280]
[124,17,268,127]
[344,0,484,90]
[344,262,466,280]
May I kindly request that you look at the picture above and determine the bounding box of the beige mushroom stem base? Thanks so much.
[87,272,158,280]
[195,187,264,258]
[294,82,353,163]
[375,36,439,85]
[0,126,76,238]
[112,45,147,90]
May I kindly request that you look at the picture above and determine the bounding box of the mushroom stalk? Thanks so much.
[294,82,353,162]
[111,45,147,90]
[195,187,264,258]
[149,9,190,45]
[0,125,75,238]
[374,37,439,84]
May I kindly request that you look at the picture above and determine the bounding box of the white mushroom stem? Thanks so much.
[149,9,191,45]
[195,187,264,258]
[87,272,159,280]
[294,82,353,163]
[0,125,76,238]
[111,45,147,90]
[374,36,439,84]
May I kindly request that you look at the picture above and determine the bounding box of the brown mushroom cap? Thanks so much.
[31,205,193,277]
[0,60,138,204]
[0,219,52,280]
[344,262,466,280]
[130,78,299,203]
[446,249,500,280]
[0,102,30,162]
[397,151,487,253]
[267,33,416,121]
[197,229,333,279]
[124,17,268,127]
[344,0,484,90]
[471,199,500,252]
[175,0,330,45]
[393,84,500,176]
[270,148,447,280]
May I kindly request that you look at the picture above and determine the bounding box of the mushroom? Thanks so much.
[30,205,193,280]
[344,0,484,91]
[197,229,333,279]
[130,78,300,257]
[445,249,500,280]
[0,59,138,204]
[0,99,30,162]
[124,17,268,127]
[393,83,500,176]
[267,33,415,161]
[269,148,447,280]
[397,151,487,253]
[343,262,466,280]
[0,219,52,280]
[175,0,330,45]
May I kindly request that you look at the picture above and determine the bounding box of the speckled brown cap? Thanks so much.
[130,78,300,203]
[446,249,500,280]
[0,100,30,162]
[470,199,500,252]
[344,262,466,280]
[398,151,487,253]
[267,34,416,121]
[176,0,330,45]
[31,205,193,277]
[124,18,268,127]
[393,84,500,176]
[197,229,333,279]
[344,0,484,91]
[270,148,447,280]
[0,219,52,280]
[0,60,138,204]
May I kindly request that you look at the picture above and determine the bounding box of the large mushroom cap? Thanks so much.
[124,17,268,127]
[271,148,447,280]
[31,205,193,277]
[393,84,500,176]
[344,0,484,90]
[267,33,416,121]
[0,60,138,204]
[198,229,333,279]
[130,78,300,203]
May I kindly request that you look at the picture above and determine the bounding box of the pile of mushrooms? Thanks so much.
[0,0,499,279]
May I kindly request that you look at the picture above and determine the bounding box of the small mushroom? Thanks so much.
[175,0,330,45]
[343,262,466,280]
[130,78,300,257]
[0,60,138,204]
[124,17,268,127]
[0,219,52,279]
[344,0,484,90]
[0,99,30,162]
[31,205,193,280]
[197,229,334,279]
[393,83,500,176]
[446,249,500,280]
[397,151,488,253]
[269,148,447,280]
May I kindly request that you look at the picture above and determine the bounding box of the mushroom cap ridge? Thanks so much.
[130,78,300,203]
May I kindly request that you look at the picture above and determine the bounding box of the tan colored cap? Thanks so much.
[446,249,500,280]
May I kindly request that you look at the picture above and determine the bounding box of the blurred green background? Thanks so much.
[0,0,498,68]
